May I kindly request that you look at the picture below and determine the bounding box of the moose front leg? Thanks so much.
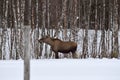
[52,47,59,59]
[55,52,59,59]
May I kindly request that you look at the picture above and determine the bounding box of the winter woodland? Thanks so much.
[0,0,120,60]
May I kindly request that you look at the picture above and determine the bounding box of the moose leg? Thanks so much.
[55,52,59,59]
[72,52,78,59]
[52,48,59,59]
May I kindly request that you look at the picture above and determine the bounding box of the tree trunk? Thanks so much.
[24,0,30,80]
[111,0,119,58]
[100,0,106,58]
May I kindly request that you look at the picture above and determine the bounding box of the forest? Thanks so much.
[0,0,120,59]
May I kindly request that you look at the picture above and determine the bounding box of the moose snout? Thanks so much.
[38,38,43,43]
[38,39,41,42]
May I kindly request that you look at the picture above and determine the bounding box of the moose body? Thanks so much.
[38,36,77,59]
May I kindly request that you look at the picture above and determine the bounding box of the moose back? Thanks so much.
[38,36,78,59]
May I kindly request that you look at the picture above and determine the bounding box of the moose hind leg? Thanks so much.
[72,52,78,59]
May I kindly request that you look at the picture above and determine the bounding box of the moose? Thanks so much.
[38,36,78,59]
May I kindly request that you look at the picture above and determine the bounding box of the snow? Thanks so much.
[0,59,120,80]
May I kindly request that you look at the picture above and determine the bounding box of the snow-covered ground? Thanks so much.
[0,59,120,80]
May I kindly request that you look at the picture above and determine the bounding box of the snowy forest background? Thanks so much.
[0,0,120,60]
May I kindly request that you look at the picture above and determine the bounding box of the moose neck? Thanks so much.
[45,39,54,47]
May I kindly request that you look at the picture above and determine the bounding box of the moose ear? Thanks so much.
[46,35,50,38]
[48,34,50,37]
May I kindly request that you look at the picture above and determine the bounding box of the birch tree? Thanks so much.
[91,0,98,58]
[24,0,31,80]
[100,0,106,58]
[111,0,119,58]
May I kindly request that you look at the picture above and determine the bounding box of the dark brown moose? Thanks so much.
[38,36,78,59]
